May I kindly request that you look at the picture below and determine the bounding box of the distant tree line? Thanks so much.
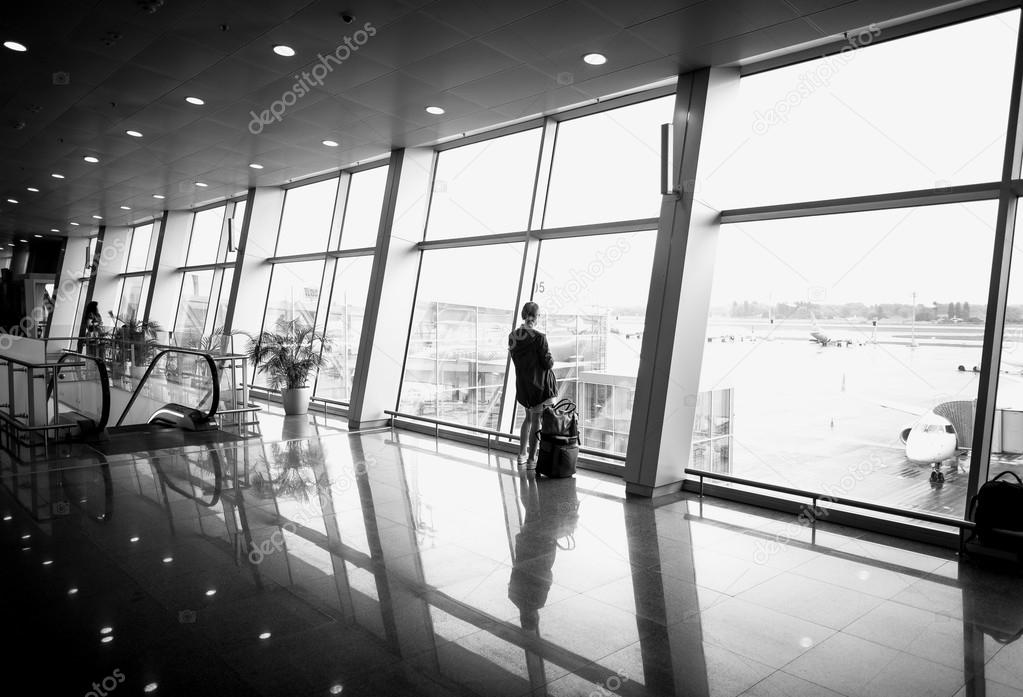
[716,300,1023,322]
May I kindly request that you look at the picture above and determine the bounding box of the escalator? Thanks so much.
[48,352,110,438]
[49,347,242,453]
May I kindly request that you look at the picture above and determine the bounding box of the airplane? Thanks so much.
[882,402,963,482]
[809,313,862,347]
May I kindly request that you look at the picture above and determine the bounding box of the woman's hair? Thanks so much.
[521,301,540,321]
[85,301,98,314]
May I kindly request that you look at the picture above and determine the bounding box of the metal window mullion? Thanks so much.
[968,16,1023,506]
[720,182,1002,224]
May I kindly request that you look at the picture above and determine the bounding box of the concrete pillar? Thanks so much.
[624,68,741,497]
[348,148,434,429]
[148,210,190,331]
[223,187,284,338]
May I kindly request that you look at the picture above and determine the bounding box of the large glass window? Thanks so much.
[315,257,374,402]
[399,244,523,428]
[173,270,214,347]
[340,167,388,250]
[125,223,155,273]
[262,261,325,330]
[426,129,542,240]
[716,11,1018,208]
[529,231,657,454]
[186,207,226,266]
[699,202,996,517]
[116,275,150,323]
[543,96,673,228]
[275,178,339,257]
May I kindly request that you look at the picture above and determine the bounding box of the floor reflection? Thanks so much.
[0,427,1021,696]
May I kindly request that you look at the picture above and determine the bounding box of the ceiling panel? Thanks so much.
[354,11,472,68]
[403,41,522,90]
[0,0,989,238]
[422,0,564,36]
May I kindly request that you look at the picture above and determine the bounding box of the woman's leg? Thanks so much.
[518,412,532,462]
[526,409,542,462]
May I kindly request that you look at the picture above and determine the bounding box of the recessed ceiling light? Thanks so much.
[425,106,445,115]
[195,182,208,187]
[321,139,339,147]
[3,41,27,52]
[83,156,99,163]
[92,215,103,220]
[120,205,131,210]
[205,589,217,596]
[49,228,57,232]
[100,626,113,635]
[273,44,295,57]
[51,173,65,179]
[68,587,79,595]
[125,130,143,138]
[144,683,158,693]
[258,632,272,640]
[101,636,113,644]
[249,163,263,169]
[6,244,13,248]
[6,198,17,204]
[583,52,607,65]
[153,194,165,199]
[70,222,80,226]
[26,187,38,193]
[19,239,28,243]
[35,234,43,238]
[185,96,205,106]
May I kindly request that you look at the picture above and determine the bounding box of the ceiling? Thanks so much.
[0,0,978,242]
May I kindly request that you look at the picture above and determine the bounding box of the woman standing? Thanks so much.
[508,302,558,468]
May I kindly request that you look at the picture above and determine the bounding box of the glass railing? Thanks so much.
[114,348,220,428]
[49,352,110,435]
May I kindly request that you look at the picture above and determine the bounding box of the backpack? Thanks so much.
[968,471,1023,553]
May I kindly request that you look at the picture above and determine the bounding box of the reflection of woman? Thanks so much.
[508,302,558,468]
[507,477,579,631]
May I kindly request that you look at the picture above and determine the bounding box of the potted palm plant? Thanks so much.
[109,312,162,379]
[246,318,330,415]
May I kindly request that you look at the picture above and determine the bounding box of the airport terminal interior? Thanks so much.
[2,0,1023,695]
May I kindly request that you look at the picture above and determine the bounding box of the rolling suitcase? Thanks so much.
[536,433,578,478]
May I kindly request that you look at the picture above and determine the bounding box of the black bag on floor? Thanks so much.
[968,471,1023,554]
[536,434,578,478]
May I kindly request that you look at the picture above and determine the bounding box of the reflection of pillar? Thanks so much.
[349,433,438,660]
[623,503,709,696]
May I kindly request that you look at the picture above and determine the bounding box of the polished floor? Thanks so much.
[1,416,1021,696]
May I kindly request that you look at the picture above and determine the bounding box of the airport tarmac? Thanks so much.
[697,319,1023,522]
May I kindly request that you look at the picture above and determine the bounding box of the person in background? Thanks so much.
[508,301,558,468]
[83,301,103,355]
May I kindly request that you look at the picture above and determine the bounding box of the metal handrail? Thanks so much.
[684,467,975,530]
[115,348,220,427]
[53,351,111,432]
[384,409,627,462]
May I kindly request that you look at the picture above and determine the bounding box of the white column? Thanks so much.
[147,211,191,331]
[624,68,741,497]
[223,187,284,337]
[348,148,433,429]
[50,237,91,341]
[91,226,132,323]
